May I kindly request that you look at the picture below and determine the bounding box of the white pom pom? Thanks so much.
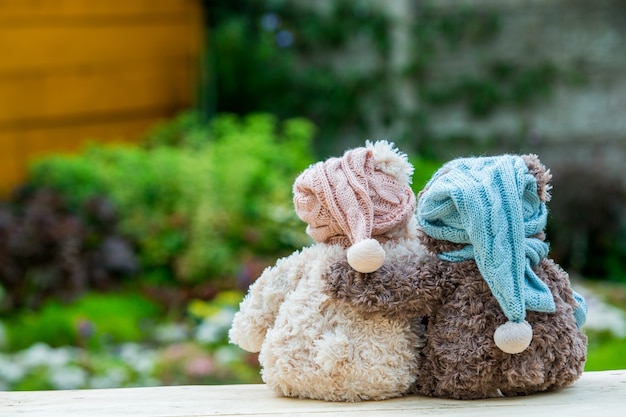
[494,320,533,354]
[365,140,414,185]
[346,239,385,273]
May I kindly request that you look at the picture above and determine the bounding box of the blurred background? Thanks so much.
[0,0,625,390]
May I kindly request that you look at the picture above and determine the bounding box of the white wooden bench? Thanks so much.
[1,370,624,417]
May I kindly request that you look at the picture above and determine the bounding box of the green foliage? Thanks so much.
[30,146,188,280]
[0,291,262,390]
[408,5,500,79]
[585,335,626,371]
[187,290,242,348]
[206,1,585,158]
[573,282,626,371]
[406,5,583,158]
[409,157,441,192]
[206,0,393,154]
[0,188,138,312]
[143,111,210,150]
[5,293,161,351]
[547,163,626,282]
[29,113,315,286]
[175,114,315,282]
[419,61,561,119]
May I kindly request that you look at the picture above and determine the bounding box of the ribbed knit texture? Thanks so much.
[418,155,556,324]
[293,143,416,247]
[573,292,588,329]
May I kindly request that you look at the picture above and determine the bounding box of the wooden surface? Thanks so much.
[0,0,203,194]
[1,370,624,417]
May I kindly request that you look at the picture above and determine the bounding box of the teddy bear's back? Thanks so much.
[420,258,587,399]
[260,240,425,402]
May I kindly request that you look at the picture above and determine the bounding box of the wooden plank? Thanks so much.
[19,116,163,161]
[0,20,202,72]
[0,116,168,195]
[0,371,624,417]
[0,0,197,19]
[0,62,195,125]
[0,0,204,195]
[0,135,22,192]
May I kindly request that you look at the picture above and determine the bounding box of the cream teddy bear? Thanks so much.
[229,141,427,401]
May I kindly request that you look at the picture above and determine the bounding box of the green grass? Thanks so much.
[585,335,626,371]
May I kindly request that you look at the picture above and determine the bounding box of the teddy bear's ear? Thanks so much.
[521,154,552,202]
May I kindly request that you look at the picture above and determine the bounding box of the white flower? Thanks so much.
[210,308,236,328]
[576,285,626,337]
[89,368,127,389]
[584,299,626,337]
[195,321,221,344]
[46,347,76,370]
[154,323,189,344]
[119,343,156,375]
[18,343,55,368]
[49,366,87,390]
[214,345,241,365]
[195,308,235,344]
[0,355,26,383]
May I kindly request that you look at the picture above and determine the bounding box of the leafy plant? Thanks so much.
[4,292,161,351]
[29,113,316,288]
[0,187,138,312]
[0,290,262,390]
[204,0,393,155]
[547,163,626,282]
[409,157,441,192]
[204,1,586,158]
[585,338,626,371]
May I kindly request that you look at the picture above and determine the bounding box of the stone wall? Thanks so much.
[412,0,626,173]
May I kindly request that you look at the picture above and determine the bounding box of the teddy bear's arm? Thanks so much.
[324,257,454,319]
[229,251,307,352]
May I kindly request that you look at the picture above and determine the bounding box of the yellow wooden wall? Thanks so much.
[0,0,204,194]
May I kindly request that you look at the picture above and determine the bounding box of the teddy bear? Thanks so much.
[325,154,588,400]
[228,140,429,401]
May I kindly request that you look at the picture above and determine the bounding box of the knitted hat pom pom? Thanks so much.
[344,141,414,273]
[366,140,414,186]
[293,140,416,274]
[494,320,533,354]
[346,238,386,273]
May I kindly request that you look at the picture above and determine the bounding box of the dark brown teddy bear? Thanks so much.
[325,154,588,400]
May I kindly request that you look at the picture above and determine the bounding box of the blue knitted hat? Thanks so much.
[418,155,560,353]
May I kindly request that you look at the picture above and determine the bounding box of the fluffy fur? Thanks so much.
[229,237,429,401]
[323,155,587,400]
[326,256,587,399]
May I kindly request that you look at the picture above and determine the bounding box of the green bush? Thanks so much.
[585,334,626,371]
[0,188,138,312]
[409,156,441,192]
[5,292,161,351]
[29,113,316,286]
[0,289,263,390]
[206,1,392,156]
[547,163,626,282]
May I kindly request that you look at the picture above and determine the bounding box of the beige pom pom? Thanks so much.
[346,239,385,273]
[494,320,533,354]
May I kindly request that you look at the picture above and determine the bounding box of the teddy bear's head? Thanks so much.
[293,140,416,273]
[416,154,555,354]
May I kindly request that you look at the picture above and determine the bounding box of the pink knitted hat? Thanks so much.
[293,141,416,272]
